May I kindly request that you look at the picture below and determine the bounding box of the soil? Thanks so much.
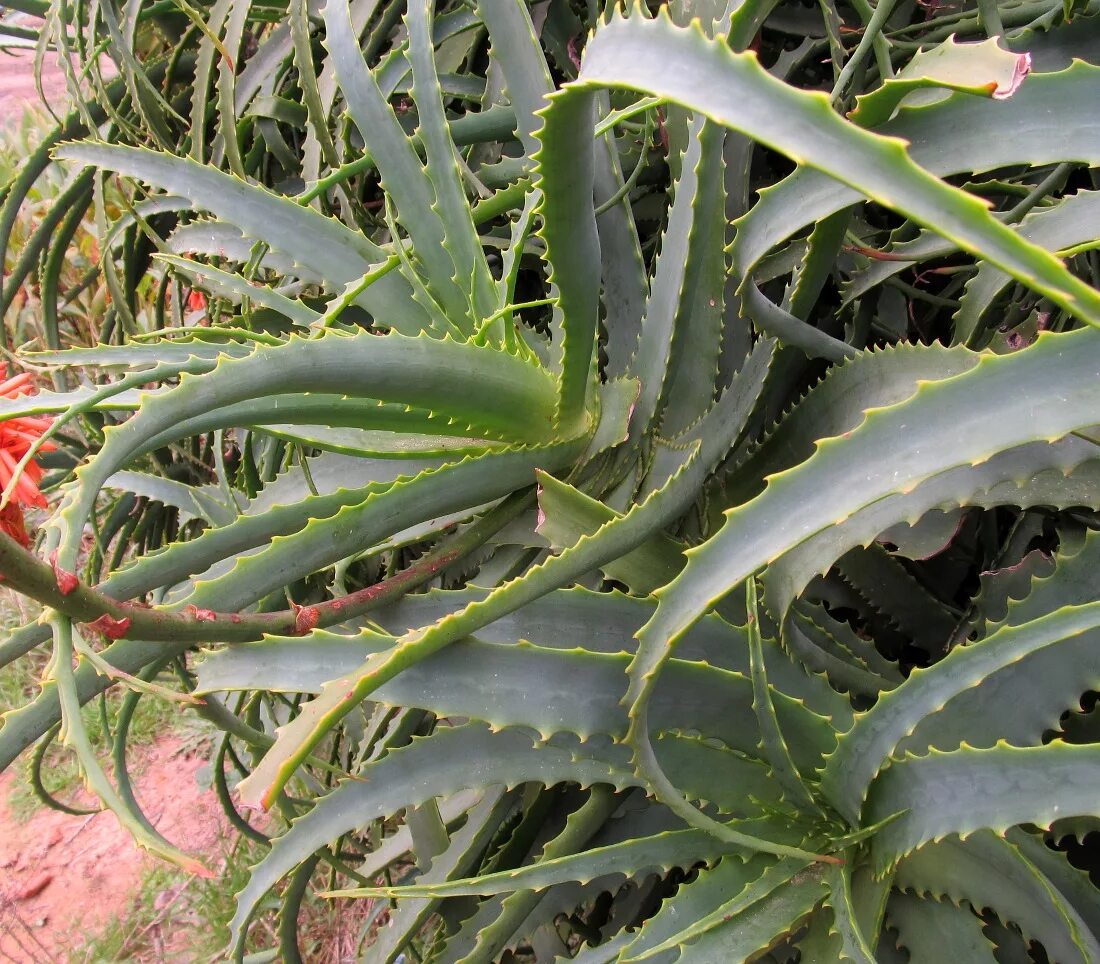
[0,738,228,963]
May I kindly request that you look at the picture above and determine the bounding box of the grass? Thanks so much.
[67,831,381,962]
[70,834,265,964]
[0,582,198,821]
[0,588,41,712]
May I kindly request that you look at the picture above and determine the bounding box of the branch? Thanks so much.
[0,490,531,643]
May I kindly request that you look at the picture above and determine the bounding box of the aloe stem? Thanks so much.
[976,0,1005,37]
[0,490,532,643]
[832,0,898,107]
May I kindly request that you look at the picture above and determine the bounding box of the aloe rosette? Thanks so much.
[2,0,1100,959]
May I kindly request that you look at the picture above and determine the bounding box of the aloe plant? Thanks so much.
[3,0,1100,959]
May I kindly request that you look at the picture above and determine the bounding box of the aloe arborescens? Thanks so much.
[2,0,1100,959]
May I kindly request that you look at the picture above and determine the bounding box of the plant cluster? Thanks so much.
[3,0,1100,959]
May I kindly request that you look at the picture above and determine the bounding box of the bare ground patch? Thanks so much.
[0,737,229,962]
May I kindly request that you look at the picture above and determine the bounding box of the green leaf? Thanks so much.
[848,36,1031,129]
[1007,828,1100,943]
[196,631,826,783]
[533,87,600,431]
[956,189,1100,344]
[154,254,320,327]
[606,857,766,962]
[322,0,474,332]
[256,425,507,459]
[28,338,254,370]
[0,385,153,419]
[733,61,1100,337]
[626,863,828,962]
[576,10,1100,347]
[823,601,1100,823]
[724,340,978,510]
[834,545,956,651]
[895,538,1100,755]
[760,436,1100,636]
[235,341,777,815]
[782,208,850,326]
[971,549,1059,637]
[895,832,1096,964]
[105,471,236,526]
[444,786,624,964]
[373,587,851,725]
[593,93,649,380]
[364,788,518,964]
[784,606,900,698]
[866,742,1100,871]
[630,117,725,440]
[558,935,637,964]
[475,0,552,156]
[877,507,964,561]
[886,893,998,963]
[101,454,445,601]
[175,443,584,611]
[746,579,819,812]
[50,330,559,568]
[405,0,496,322]
[630,329,1100,814]
[167,220,322,282]
[793,602,903,685]
[227,724,636,958]
[535,472,686,595]
[50,618,211,877]
[54,142,423,330]
[329,826,738,901]
[795,907,845,963]
[823,864,877,964]
[1002,528,1100,629]
[187,0,232,162]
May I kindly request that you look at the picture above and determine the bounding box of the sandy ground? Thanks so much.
[0,738,228,963]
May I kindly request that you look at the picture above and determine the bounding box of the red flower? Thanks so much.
[0,364,55,545]
[188,289,208,312]
[0,502,29,548]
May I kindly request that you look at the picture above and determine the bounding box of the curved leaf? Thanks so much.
[867,742,1100,871]
[54,142,422,328]
[823,602,1100,823]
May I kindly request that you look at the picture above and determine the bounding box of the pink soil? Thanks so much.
[0,738,228,962]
